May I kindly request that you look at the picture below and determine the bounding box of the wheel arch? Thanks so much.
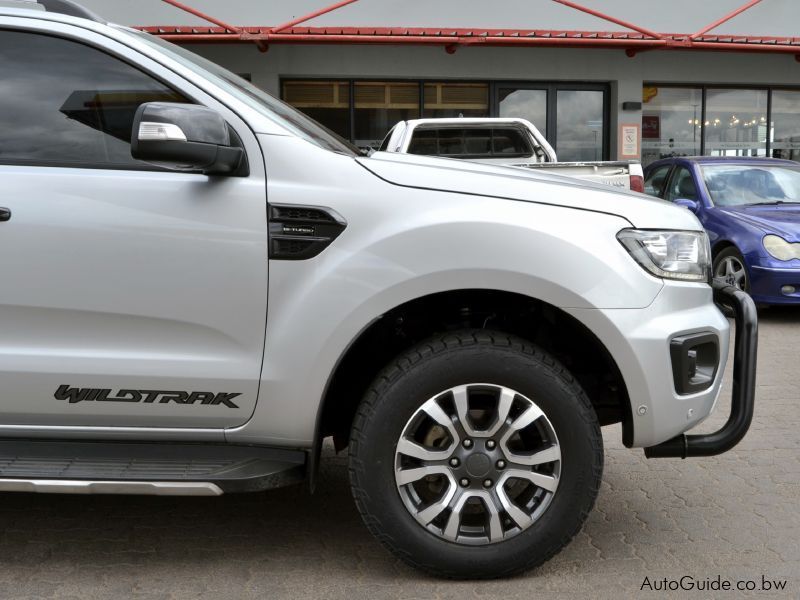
[311,289,632,481]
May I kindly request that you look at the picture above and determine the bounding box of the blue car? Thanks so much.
[644,157,800,305]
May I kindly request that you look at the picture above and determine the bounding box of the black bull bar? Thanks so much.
[645,280,758,459]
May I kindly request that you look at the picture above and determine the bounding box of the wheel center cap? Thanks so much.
[465,453,492,478]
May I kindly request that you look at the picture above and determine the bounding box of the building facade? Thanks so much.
[81,0,800,165]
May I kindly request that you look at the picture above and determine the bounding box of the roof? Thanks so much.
[648,156,800,168]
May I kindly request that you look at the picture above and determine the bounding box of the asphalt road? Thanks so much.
[0,308,797,599]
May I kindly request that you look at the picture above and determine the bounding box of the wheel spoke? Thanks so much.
[504,467,558,492]
[452,385,473,435]
[508,444,561,467]
[498,403,544,452]
[485,387,515,437]
[484,496,504,542]
[421,399,459,443]
[443,490,503,542]
[496,486,533,530]
[396,464,450,486]
[418,495,452,524]
[396,437,450,462]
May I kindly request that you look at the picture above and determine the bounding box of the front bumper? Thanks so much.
[749,264,800,304]
[565,281,732,448]
[644,281,758,458]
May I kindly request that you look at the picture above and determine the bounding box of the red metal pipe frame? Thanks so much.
[690,0,763,40]
[156,33,800,55]
[153,0,798,57]
[551,0,664,40]
[270,0,360,34]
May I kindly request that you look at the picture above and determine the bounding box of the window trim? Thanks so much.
[0,27,211,173]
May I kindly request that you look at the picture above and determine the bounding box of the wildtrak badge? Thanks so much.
[54,385,241,408]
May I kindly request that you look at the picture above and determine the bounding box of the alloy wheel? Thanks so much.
[394,383,561,545]
[716,255,748,291]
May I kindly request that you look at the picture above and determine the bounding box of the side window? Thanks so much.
[0,30,190,168]
[644,165,671,198]
[491,128,531,156]
[406,127,533,158]
[665,166,699,202]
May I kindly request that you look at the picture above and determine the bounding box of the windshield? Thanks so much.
[701,164,800,206]
[118,28,360,156]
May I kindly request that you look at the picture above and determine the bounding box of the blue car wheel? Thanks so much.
[713,247,750,293]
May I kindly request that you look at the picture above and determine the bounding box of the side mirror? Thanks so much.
[675,198,699,213]
[131,102,245,175]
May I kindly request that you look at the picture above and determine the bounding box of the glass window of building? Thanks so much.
[556,90,604,161]
[704,88,767,159]
[354,81,419,150]
[770,90,800,161]
[423,83,489,119]
[641,86,703,166]
[498,88,547,136]
[281,80,351,140]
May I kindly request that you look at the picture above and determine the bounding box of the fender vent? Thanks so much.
[270,206,338,223]
[269,204,346,260]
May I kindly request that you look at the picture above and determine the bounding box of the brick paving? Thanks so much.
[0,308,797,599]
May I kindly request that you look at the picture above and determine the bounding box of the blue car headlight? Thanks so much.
[617,229,711,282]
[763,235,800,261]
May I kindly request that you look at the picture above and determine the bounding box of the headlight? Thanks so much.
[617,229,710,282]
[763,234,800,261]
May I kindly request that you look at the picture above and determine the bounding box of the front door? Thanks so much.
[0,28,268,429]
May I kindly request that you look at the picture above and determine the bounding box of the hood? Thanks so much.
[360,152,701,231]
[719,205,800,241]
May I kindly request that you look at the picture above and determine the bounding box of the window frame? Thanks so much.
[0,27,208,172]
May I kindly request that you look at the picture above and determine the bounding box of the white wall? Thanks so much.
[182,42,800,159]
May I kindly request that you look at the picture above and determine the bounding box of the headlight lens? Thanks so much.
[763,234,800,261]
[617,229,710,282]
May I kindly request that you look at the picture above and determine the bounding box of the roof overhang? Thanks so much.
[138,25,800,57]
[137,0,800,57]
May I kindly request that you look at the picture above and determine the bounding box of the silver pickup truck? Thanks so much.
[0,0,757,580]
[380,117,646,191]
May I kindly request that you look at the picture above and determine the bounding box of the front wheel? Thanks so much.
[713,247,750,293]
[348,330,603,579]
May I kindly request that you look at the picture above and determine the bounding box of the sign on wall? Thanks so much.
[619,124,640,159]
[642,116,660,139]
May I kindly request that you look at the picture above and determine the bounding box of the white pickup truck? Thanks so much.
[0,0,758,581]
[379,117,645,191]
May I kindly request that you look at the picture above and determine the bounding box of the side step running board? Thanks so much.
[0,439,306,494]
[0,479,223,496]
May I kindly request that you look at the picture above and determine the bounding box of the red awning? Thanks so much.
[140,0,799,56]
[138,26,800,56]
